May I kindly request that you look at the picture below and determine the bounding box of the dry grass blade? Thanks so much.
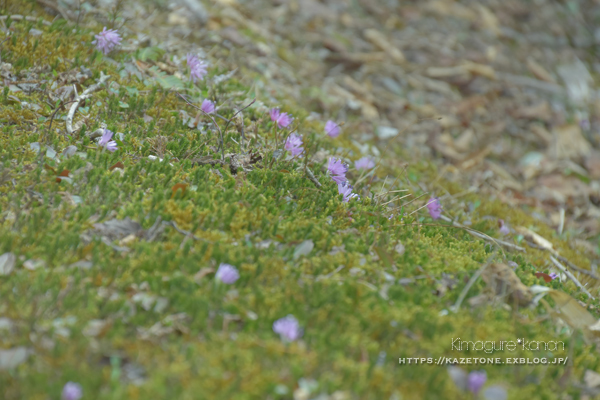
[550,256,595,300]
[407,197,436,217]
[555,255,600,280]
[439,215,524,254]
[450,259,492,313]
[380,193,412,207]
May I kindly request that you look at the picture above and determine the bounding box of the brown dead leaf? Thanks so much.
[426,65,471,80]
[44,164,57,174]
[530,124,552,146]
[511,102,552,121]
[535,174,590,205]
[453,128,476,153]
[552,124,591,161]
[171,183,188,198]
[430,132,463,162]
[194,267,215,283]
[527,58,556,83]
[322,37,347,53]
[462,61,496,80]
[109,161,125,171]
[475,5,500,36]
[534,272,554,283]
[484,160,524,191]
[454,95,488,117]
[457,146,492,170]
[363,29,405,63]
[547,290,598,341]
[56,169,70,183]
[481,263,533,306]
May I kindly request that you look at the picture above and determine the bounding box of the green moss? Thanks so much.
[0,4,598,400]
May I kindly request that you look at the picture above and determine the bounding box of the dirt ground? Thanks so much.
[76,0,600,261]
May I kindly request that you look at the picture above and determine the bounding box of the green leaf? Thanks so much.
[136,47,166,62]
[155,75,184,90]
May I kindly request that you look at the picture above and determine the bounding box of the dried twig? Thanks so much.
[304,166,322,188]
[220,99,256,159]
[550,256,595,300]
[497,72,565,95]
[555,255,600,280]
[66,72,109,135]
[439,215,525,253]
[162,220,208,242]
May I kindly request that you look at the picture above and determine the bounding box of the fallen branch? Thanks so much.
[550,256,595,300]
[66,72,109,136]
[555,255,600,280]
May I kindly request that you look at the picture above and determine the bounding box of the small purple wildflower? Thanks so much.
[498,219,510,235]
[215,263,239,284]
[467,371,487,395]
[325,120,341,137]
[201,99,215,114]
[61,382,83,400]
[270,108,293,128]
[187,53,208,83]
[98,128,118,152]
[92,27,121,55]
[338,182,359,202]
[285,133,304,157]
[549,272,559,280]
[427,197,442,220]
[273,314,303,342]
[355,156,375,171]
[328,157,348,184]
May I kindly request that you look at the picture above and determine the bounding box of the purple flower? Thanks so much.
[201,99,215,114]
[187,53,208,83]
[325,120,341,137]
[285,133,304,158]
[355,156,375,171]
[467,371,487,395]
[92,27,121,55]
[270,108,293,128]
[273,315,303,342]
[338,182,359,202]
[498,219,510,235]
[61,382,83,400]
[215,263,239,284]
[549,272,559,280]
[98,128,118,152]
[427,197,442,220]
[328,157,348,184]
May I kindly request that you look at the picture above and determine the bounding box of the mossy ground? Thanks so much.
[1,2,599,399]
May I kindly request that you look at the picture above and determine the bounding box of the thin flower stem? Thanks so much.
[408,197,437,217]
